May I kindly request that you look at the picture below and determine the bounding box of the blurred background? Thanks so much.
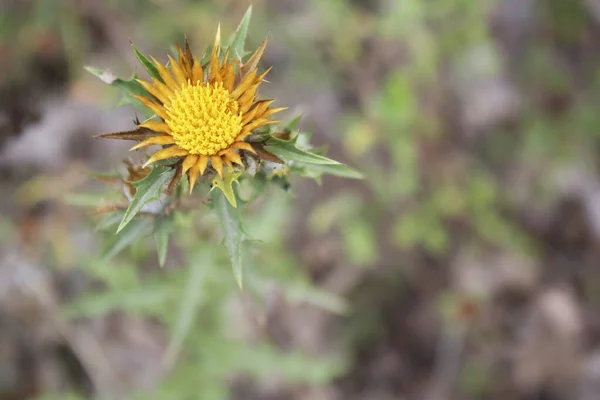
[2,0,600,399]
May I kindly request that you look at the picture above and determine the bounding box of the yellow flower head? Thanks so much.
[128,27,285,190]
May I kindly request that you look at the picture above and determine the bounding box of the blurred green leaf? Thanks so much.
[96,211,125,231]
[63,192,121,208]
[33,393,86,400]
[80,258,139,291]
[62,285,175,318]
[154,214,174,267]
[117,166,174,233]
[308,192,361,234]
[342,219,377,265]
[104,217,153,260]
[284,282,349,314]
[213,190,247,288]
[236,342,347,384]
[372,68,416,129]
[163,247,210,367]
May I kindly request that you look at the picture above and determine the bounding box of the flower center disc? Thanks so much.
[165,82,243,156]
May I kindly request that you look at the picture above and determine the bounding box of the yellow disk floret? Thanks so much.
[164,81,243,156]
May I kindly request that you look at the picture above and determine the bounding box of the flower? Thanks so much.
[105,27,285,191]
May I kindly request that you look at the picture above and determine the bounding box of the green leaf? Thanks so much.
[103,217,152,260]
[209,169,242,208]
[131,42,162,82]
[229,6,252,58]
[86,66,147,99]
[84,66,114,83]
[153,215,174,267]
[249,275,349,315]
[265,136,343,165]
[61,285,175,318]
[286,283,349,314]
[285,114,303,131]
[291,162,364,181]
[117,166,174,233]
[213,190,247,288]
[163,247,211,367]
[85,66,153,118]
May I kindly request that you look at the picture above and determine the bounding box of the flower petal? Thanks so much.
[191,56,203,84]
[177,42,192,78]
[130,135,175,151]
[245,99,274,123]
[209,25,222,83]
[241,36,268,78]
[255,66,272,84]
[222,156,233,169]
[238,83,261,112]
[197,155,209,175]
[152,78,175,102]
[231,69,257,100]
[188,162,200,193]
[221,54,235,91]
[220,48,230,70]
[209,51,222,84]
[224,150,243,166]
[213,24,221,56]
[239,118,277,137]
[136,79,169,105]
[138,120,171,133]
[211,156,223,177]
[131,94,169,120]
[260,106,288,119]
[232,141,256,154]
[168,55,187,87]
[143,146,188,167]
[151,56,179,90]
[241,103,262,126]
[182,154,199,175]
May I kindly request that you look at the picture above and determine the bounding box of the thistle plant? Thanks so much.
[84,8,361,287]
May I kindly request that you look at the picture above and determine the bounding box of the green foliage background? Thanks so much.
[2,0,600,399]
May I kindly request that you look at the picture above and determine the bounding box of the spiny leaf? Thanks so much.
[131,42,162,82]
[229,6,252,59]
[85,66,153,118]
[117,166,174,233]
[209,169,243,208]
[84,66,116,83]
[213,190,247,289]
[285,114,303,131]
[103,217,152,260]
[252,144,285,164]
[265,136,344,165]
[153,214,174,267]
[291,162,364,181]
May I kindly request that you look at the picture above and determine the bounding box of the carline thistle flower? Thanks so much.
[98,26,286,192]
